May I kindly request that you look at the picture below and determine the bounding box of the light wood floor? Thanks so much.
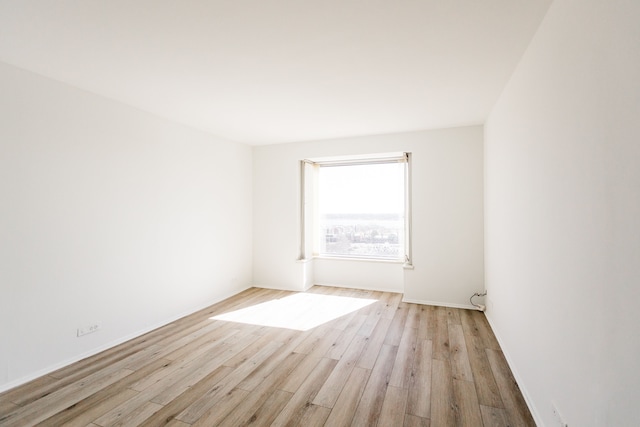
[0,286,535,426]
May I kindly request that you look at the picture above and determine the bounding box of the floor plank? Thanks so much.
[404,413,431,427]
[325,314,367,360]
[351,344,398,426]
[294,403,332,427]
[220,389,292,427]
[136,365,235,427]
[322,366,370,426]
[189,387,250,426]
[486,348,537,426]
[216,352,304,426]
[176,339,283,424]
[432,306,451,361]
[1,368,134,427]
[378,385,409,426]
[388,321,418,389]
[0,286,535,427]
[430,358,456,426]
[453,379,484,427]
[0,374,60,407]
[460,309,504,408]
[449,323,474,382]
[406,339,432,418]
[313,334,367,408]
[383,302,409,346]
[357,317,392,369]
[41,387,139,427]
[270,357,337,427]
[480,404,510,427]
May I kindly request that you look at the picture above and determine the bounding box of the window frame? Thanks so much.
[299,152,413,267]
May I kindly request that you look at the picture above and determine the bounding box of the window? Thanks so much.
[300,153,412,264]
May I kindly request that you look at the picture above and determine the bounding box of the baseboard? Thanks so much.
[401,297,478,311]
[252,283,308,292]
[313,282,403,294]
[0,286,251,394]
[484,312,543,427]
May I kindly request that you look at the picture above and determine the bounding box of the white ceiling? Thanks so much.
[0,0,552,145]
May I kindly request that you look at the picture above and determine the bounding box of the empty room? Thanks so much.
[1,0,638,426]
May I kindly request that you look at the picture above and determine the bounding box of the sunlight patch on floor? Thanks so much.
[210,293,376,331]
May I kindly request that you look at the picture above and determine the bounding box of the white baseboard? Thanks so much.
[252,283,307,292]
[313,282,403,294]
[401,297,478,310]
[0,286,250,394]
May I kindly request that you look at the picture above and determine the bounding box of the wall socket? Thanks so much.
[552,403,568,427]
[77,323,100,337]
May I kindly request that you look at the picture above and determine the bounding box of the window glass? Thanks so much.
[318,162,405,259]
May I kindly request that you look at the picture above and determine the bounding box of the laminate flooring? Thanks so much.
[0,286,535,426]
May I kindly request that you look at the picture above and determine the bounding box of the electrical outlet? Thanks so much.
[552,403,568,427]
[77,323,100,337]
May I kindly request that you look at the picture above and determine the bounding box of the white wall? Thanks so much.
[0,62,253,391]
[314,258,404,293]
[253,127,484,306]
[484,0,640,425]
